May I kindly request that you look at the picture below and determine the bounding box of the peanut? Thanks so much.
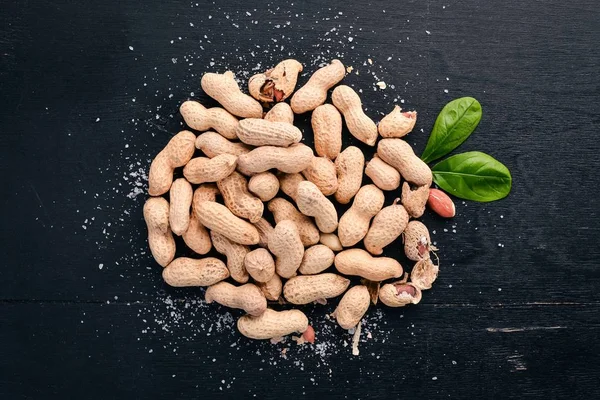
[201,71,263,118]
[217,171,264,223]
[379,282,422,307]
[296,181,338,234]
[264,102,294,124]
[365,154,400,191]
[427,188,456,218]
[403,221,432,261]
[290,59,345,114]
[236,118,302,147]
[183,154,237,184]
[143,197,176,267]
[168,178,193,236]
[162,257,229,287]
[237,309,308,340]
[298,244,335,275]
[338,185,384,247]
[205,282,267,316]
[319,233,343,252]
[253,217,274,248]
[244,248,276,283]
[410,258,439,290]
[401,182,429,218]
[302,325,315,343]
[283,273,350,304]
[268,198,320,247]
[378,105,417,138]
[196,201,259,245]
[195,131,251,158]
[183,184,219,255]
[364,199,409,255]
[148,130,196,196]
[332,85,378,146]
[277,172,305,201]
[258,273,282,301]
[210,231,250,284]
[248,59,303,103]
[248,172,280,202]
[302,157,338,196]
[268,220,305,278]
[237,143,314,175]
[334,285,370,329]
[180,101,239,140]
[334,249,403,281]
[335,146,365,204]
[377,139,432,186]
[311,104,342,160]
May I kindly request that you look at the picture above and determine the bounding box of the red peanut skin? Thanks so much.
[427,188,456,218]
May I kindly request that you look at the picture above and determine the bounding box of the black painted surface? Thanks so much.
[1,0,599,398]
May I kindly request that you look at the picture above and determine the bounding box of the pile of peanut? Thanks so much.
[144,59,451,344]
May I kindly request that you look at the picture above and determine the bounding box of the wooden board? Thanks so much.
[1,0,599,398]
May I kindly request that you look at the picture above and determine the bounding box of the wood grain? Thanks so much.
[1,0,599,398]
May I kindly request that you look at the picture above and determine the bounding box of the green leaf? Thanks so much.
[421,97,482,163]
[432,152,512,202]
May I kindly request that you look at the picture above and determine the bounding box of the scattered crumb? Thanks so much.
[77,7,461,378]
[352,320,362,356]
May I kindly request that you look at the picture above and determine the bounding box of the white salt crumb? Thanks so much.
[444,89,449,93]
[498,288,502,292]
[95,118,100,122]
[432,377,438,381]
[98,263,103,270]
[452,360,457,365]
[426,30,431,35]
[92,13,463,368]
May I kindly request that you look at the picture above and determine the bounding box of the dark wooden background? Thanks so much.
[1,0,599,398]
